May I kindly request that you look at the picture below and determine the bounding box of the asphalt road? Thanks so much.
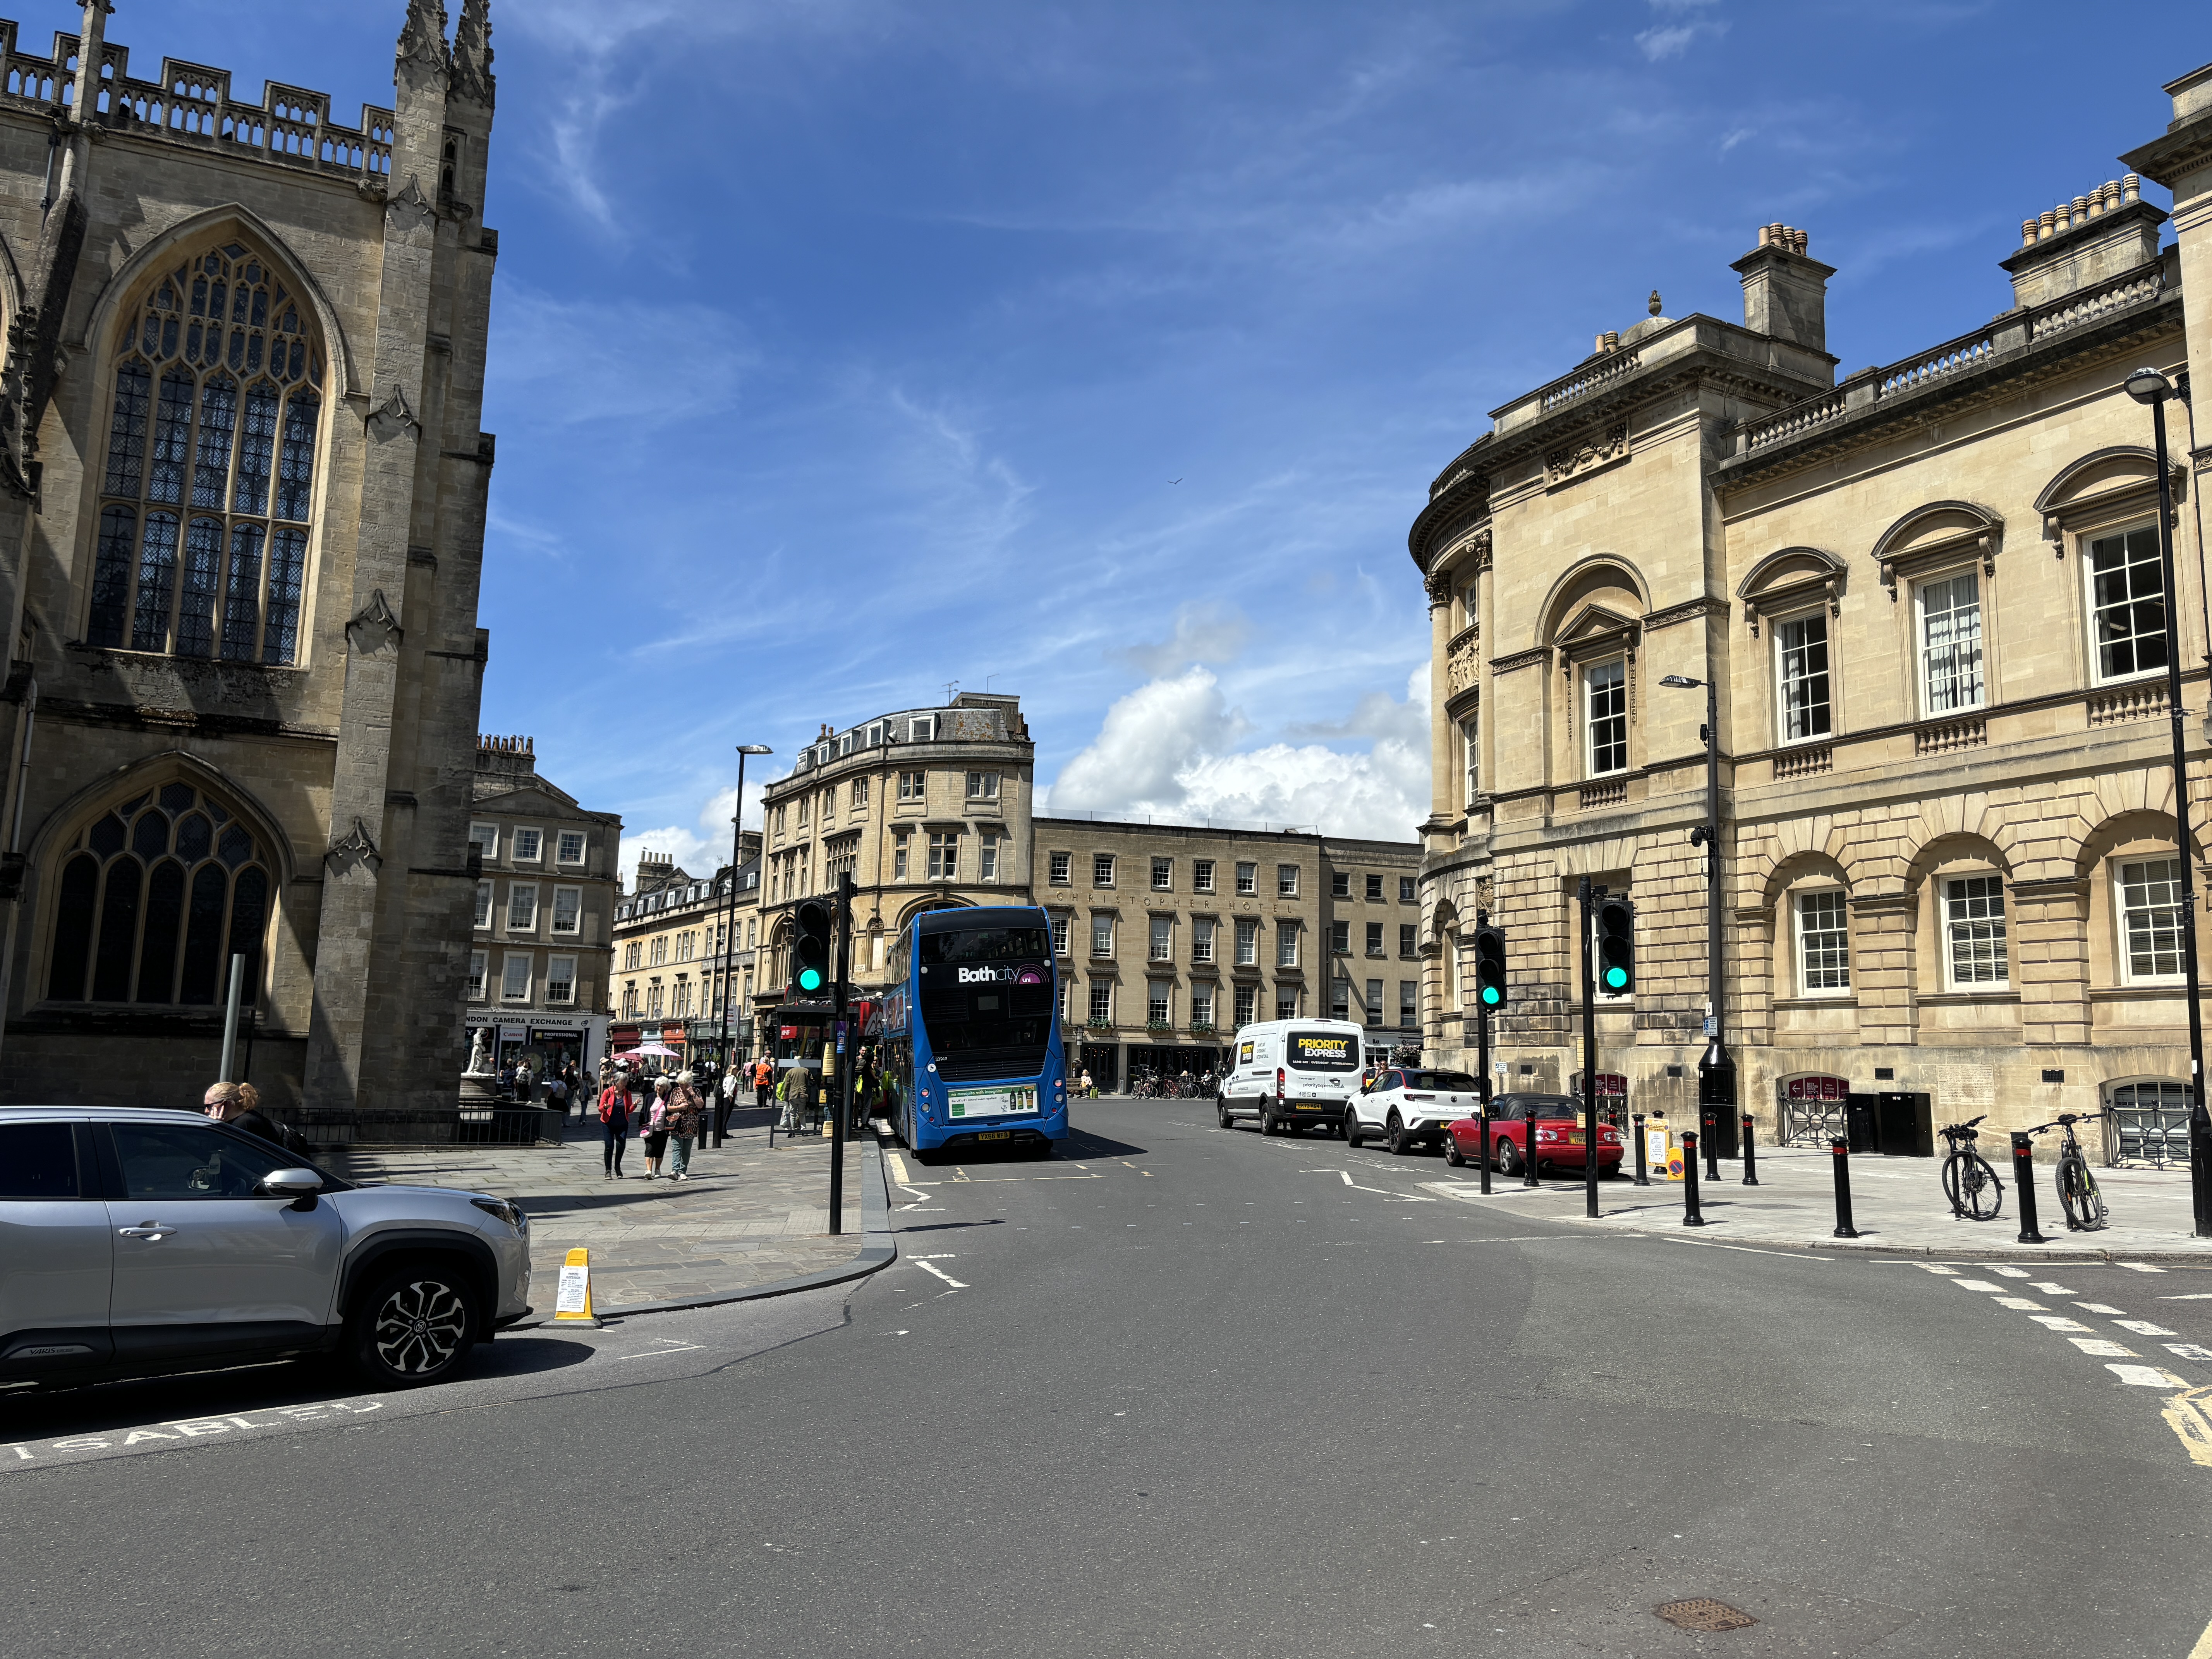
[7,1099,2212,1657]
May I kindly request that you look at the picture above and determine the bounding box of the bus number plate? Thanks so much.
[977,1130,1011,1141]
[948,1085,1039,1120]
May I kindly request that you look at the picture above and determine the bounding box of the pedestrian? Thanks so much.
[203,1080,286,1149]
[1080,1067,1094,1099]
[597,1072,634,1178]
[754,1054,775,1115]
[642,1077,674,1178]
[668,1073,705,1181]
[777,1060,810,1134]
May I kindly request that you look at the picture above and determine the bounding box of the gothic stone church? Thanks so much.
[0,0,500,1113]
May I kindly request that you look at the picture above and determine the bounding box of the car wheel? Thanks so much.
[1388,1112,1412,1156]
[1443,1133,1465,1168]
[1344,1110,1364,1149]
[1259,1107,1275,1136]
[1218,1101,1234,1130]
[1498,1138,1525,1177]
[349,1262,480,1389]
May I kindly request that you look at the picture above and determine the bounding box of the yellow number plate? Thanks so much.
[977,1131,1011,1141]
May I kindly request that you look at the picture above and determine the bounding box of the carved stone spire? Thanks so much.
[397,0,451,82]
[452,0,494,105]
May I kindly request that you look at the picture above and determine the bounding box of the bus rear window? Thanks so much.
[1287,1030,1358,1072]
[920,927,1051,968]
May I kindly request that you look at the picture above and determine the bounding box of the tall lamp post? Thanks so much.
[1659,672,1735,1147]
[2122,365,2211,1237]
[710,743,774,1147]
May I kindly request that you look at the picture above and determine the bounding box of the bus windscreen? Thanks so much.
[917,926,1054,1077]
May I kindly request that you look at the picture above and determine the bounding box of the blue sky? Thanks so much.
[131,0,2207,882]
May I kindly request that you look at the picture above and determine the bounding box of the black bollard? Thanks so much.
[2013,1132,2047,1244]
[1681,1130,1706,1226]
[1632,1112,1649,1187]
[1702,1109,1721,1180]
[1741,1112,1760,1186]
[1477,1094,1492,1197]
[1831,1135,1858,1238]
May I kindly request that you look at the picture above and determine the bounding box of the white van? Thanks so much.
[1216,1019,1367,1136]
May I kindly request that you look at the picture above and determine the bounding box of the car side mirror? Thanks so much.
[258,1167,323,1198]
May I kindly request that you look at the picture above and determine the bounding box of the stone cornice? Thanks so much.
[2121,111,2212,191]
[1489,646,1550,676]
[1642,595,1724,632]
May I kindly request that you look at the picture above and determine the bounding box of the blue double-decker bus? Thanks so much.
[880,905,1067,1159]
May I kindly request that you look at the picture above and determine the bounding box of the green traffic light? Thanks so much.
[1604,967,1628,990]
[798,967,824,992]
[1480,986,1502,1005]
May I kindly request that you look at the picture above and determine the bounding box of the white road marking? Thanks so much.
[1994,1297,2046,1310]
[2114,1320,2180,1337]
[2107,1364,2186,1387]
[2076,1302,2129,1314]
[1664,1238,1836,1260]
[2030,1281,2078,1295]
[2069,1338,2138,1357]
[1988,1266,2032,1279]
[2119,1262,2168,1273]
[915,1261,969,1289]
[616,1339,706,1362]
[2166,1344,2212,1363]
[2160,1293,2212,1300]
[1916,1264,1961,1275]
[2029,1316,2094,1332]
[1952,1280,2003,1291]
[1338,1171,1355,1186]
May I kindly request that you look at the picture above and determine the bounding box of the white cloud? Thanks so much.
[1116,601,1252,677]
[1046,666,1428,842]
[1635,0,1727,61]
[616,780,767,891]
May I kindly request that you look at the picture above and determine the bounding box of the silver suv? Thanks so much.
[0,1107,532,1391]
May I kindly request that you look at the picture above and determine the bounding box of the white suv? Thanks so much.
[1,1107,533,1391]
[1344,1066,1483,1156]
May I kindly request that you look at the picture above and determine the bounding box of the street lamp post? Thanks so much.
[2123,366,2211,1237]
[711,743,773,1148]
[1660,672,1735,1150]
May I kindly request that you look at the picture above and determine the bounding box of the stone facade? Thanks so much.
[0,2,501,1113]
[1409,62,2212,1152]
[466,735,620,1079]
[751,691,1420,1086]
[608,836,762,1070]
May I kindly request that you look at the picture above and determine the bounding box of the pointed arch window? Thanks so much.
[46,781,272,1008]
[85,244,323,665]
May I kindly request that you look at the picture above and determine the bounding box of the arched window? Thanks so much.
[46,780,272,1006]
[86,243,324,666]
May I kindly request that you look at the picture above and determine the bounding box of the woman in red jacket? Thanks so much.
[597,1071,635,1179]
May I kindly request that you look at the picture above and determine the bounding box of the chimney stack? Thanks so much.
[1731,224,1833,354]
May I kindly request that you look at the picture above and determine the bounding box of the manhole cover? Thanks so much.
[1655,1597,1758,1633]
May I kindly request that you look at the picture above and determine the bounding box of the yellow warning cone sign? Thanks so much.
[553,1246,599,1327]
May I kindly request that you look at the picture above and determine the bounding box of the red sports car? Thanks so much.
[1443,1093,1624,1177]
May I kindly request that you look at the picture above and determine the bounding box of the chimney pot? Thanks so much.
[2038,209,2056,240]
[2124,173,2141,204]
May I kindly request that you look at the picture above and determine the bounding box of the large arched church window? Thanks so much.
[46,781,272,1006]
[85,243,325,665]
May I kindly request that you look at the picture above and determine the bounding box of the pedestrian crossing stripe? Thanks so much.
[553,1247,599,1326]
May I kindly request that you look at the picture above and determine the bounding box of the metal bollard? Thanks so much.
[1681,1130,1706,1226]
[1831,1135,1859,1238]
[1741,1112,1760,1186]
[1702,1109,1720,1180]
[2012,1132,2046,1245]
[1632,1112,1649,1187]
[1477,1098,1492,1197]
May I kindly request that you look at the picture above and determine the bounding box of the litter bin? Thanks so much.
[1844,1093,1882,1154]
[1876,1091,1935,1158]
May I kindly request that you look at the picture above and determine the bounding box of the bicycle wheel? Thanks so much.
[1941,1153,1966,1216]
[2058,1155,2108,1231]
[1961,1154,2004,1221]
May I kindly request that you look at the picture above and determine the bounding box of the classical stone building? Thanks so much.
[752,691,1419,1087]
[1410,60,2212,1157]
[609,837,761,1070]
[467,735,620,1080]
[0,2,502,1113]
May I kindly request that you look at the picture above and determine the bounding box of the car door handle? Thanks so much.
[118,1223,178,1241]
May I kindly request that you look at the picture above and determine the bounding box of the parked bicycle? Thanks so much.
[2026,1111,2109,1231]
[1938,1115,2004,1221]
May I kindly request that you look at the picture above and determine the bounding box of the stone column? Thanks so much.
[1848,892,1919,1048]
[1426,569,1454,824]
[2011,876,2090,1048]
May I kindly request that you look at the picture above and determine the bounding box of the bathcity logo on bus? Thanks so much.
[956,963,1049,986]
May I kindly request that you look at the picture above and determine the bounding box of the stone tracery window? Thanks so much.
[86,243,324,666]
[46,781,272,1007]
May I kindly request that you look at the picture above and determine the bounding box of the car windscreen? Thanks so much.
[1410,1072,1479,1092]
[1502,1095,1582,1120]
[1286,1030,1359,1072]
[917,928,1054,1066]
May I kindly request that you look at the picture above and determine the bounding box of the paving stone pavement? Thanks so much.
[325,1109,875,1310]
[1425,1140,2212,1261]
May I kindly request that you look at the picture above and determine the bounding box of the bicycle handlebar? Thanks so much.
[2022,1111,2106,1135]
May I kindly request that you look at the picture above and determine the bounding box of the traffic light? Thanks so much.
[1474,925,1508,1011]
[792,898,833,996]
[1595,896,1636,994]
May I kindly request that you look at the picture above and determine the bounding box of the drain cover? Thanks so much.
[1655,1597,1758,1633]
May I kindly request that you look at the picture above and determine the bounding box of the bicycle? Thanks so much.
[1938,1116,2004,1221]
[2027,1111,2109,1231]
